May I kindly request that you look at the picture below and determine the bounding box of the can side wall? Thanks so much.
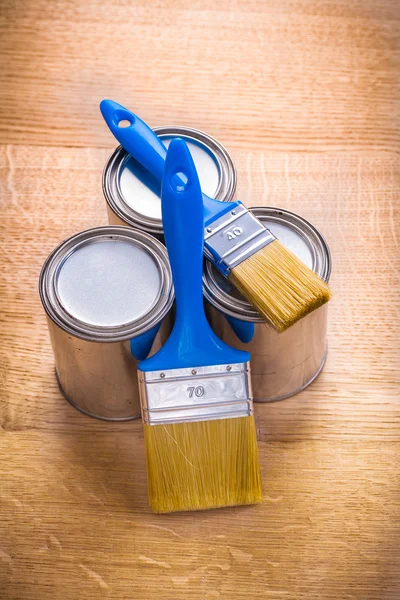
[47,315,172,420]
[206,303,328,402]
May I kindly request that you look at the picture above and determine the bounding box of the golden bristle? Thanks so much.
[144,416,262,514]
[229,240,331,333]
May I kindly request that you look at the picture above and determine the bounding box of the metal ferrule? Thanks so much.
[138,362,253,425]
[204,204,275,276]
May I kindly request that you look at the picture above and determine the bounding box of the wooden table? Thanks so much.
[1,1,399,598]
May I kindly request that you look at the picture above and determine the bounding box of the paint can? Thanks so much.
[103,126,236,237]
[203,208,331,402]
[39,226,174,420]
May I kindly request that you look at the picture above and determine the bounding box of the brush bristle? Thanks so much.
[229,240,331,332]
[143,416,262,513]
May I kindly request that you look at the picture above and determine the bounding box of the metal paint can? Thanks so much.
[103,126,236,237]
[203,208,331,402]
[39,226,174,420]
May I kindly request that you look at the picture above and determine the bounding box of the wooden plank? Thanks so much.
[1,432,399,599]
[1,0,400,597]
[0,0,399,150]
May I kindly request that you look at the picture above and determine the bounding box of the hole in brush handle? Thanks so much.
[171,170,189,192]
[112,109,135,128]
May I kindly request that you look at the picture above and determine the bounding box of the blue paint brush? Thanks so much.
[100,99,331,332]
[137,138,262,513]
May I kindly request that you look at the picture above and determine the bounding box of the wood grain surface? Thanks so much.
[1,1,399,599]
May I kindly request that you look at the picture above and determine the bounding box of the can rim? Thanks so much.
[102,125,237,232]
[39,226,174,342]
[202,207,332,323]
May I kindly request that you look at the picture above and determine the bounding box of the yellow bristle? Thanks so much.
[143,416,262,514]
[229,240,331,333]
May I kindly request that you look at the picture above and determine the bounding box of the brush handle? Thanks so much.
[161,139,206,322]
[100,99,166,180]
[138,138,249,371]
[130,322,162,361]
[225,315,255,344]
[100,99,239,224]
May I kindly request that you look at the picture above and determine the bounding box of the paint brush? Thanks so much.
[100,99,331,332]
[137,138,262,513]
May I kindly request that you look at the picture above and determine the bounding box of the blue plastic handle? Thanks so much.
[100,99,240,226]
[130,322,162,361]
[225,315,255,344]
[138,139,250,372]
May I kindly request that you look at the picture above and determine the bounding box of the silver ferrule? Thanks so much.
[204,204,275,276]
[138,362,253,425]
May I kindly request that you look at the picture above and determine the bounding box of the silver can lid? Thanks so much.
[40,226,174,341]
[203,207,331,323]
[103,126,236,235]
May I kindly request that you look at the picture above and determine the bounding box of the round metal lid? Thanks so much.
[103,126,236,235]
[203,207,331,323]
[40,226,174,342]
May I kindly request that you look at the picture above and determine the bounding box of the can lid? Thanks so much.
[203,207,331,323]
[103,126,236,234]
[40,226,174,342]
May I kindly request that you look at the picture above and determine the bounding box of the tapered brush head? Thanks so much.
[144,416,262,513]
[229,239,331,333]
